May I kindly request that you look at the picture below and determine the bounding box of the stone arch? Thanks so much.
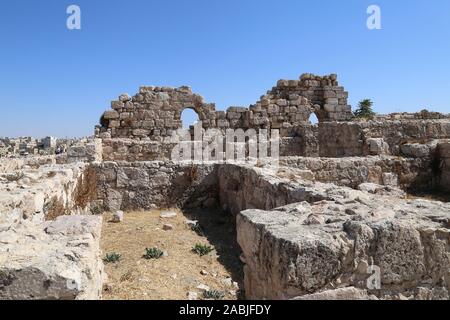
[180,107,200,129]
[176,103,208,124]
[173,93,217,130]
[311,105,327,124]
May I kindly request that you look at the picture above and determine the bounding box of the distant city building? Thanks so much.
[41,136,57,149]
[0,136,92,158]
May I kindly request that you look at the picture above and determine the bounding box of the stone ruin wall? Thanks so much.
[0,162,104,300]
[0,155,56,174]
[216,165,450,300]
[93,161,219,212]
[91,72,450,204]
[374,111,450,121]
[319,120,450,157]
[95,74,352,161]
[438,142,450,192]
[3,72,450,300]
[96,73,352,141]
[92,155,432,215]
[0,162,99,225]
[95,73,450,163]
[279,156,432,190]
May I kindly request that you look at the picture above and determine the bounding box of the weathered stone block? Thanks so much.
[0,216,104,300]
[117,167,149,188]
[102,110,119,120]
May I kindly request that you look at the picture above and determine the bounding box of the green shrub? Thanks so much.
[203,290,225,300]
[143,247,164,259]
[103,252,121,263]
[192,244,213,256]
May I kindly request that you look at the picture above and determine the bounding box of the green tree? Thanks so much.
[354,99,376,119]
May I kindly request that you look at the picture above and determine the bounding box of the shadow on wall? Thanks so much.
[407,146,450,202]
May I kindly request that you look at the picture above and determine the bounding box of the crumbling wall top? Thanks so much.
[95,73,353,140]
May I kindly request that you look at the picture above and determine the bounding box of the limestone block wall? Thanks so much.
[98,119,450,161]
[217,164,329,216]
[101,139,176,162]
[94,161,336,214]
[438,142,450,191]
[0,163,99,224]
[94,157,433,217]
[96,86,217,140]
[66,139,103,163]
[318,120,450,157]
[374,111,450,121]
[279,125,319,157]
[93,161,219,211]
[279,156,432,190]
[250,73,351,128]
[94,73,450,161]
[0,160,105,300]
[95,73,352,143]
[0,156,56,173]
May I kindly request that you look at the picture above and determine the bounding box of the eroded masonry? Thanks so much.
[1,74,450,300]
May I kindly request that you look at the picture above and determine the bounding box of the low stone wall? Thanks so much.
[374,111,450,121]
[0,156,56,173]
[213,163,450,299]
[218,164,330,216]
[279,125,319,157]
[279,156,432,190]
[94,156,439,216]
[1,156,441,301]
[213,163,449,299]
[56,139,103,164]
[319,120,450,157]
[98,119,450,161]
[94,159,347,215]
[0,163,97,224]
[93,161,219,211]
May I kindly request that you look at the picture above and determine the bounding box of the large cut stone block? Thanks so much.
[237,198,450,300]
[0,215,105,300]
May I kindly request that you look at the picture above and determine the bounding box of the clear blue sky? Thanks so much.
[0,0,449,137]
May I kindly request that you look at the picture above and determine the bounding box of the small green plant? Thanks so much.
[90,205,102,215]
[203,290,225,300]
[192,244,213,256]
[143,247,164,259]
[353,99,376,119]
[103,252,121,263]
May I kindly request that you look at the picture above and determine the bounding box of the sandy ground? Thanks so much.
[100,208,243,300]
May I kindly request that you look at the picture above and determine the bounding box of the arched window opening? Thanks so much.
[181,108,199,129]
[309,113,319,125]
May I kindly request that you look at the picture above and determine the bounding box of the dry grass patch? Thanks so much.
[101,209,242,300]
